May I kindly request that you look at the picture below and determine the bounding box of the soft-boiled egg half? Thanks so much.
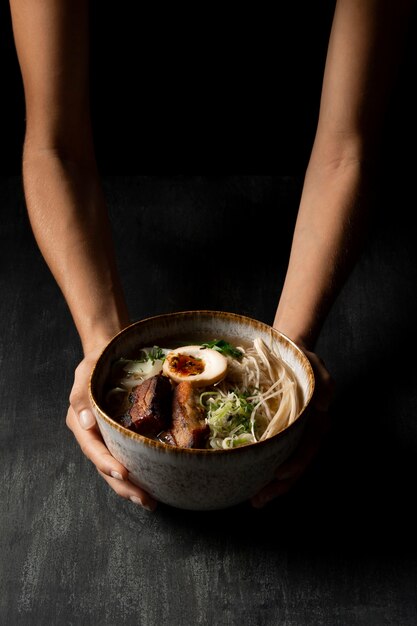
[162,345,227,386]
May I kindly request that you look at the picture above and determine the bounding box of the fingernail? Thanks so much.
[79,409,96,429]
[130,496,154,512]
[110,470,123,481]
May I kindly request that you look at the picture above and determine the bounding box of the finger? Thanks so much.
[67,406,128,480]
[97,470,157,512]
[69,361,96,429]
[276,412,329,480]
[251,453,309,507]
[67,407,157,510]
[312,371,335,412]
[277,408,330,475]
[304,351,335,412]
[251,475,298,508]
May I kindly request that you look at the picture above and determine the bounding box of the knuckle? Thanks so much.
[69,387,88,413]
[68,389,78,406]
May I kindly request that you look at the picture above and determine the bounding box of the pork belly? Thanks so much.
[129,374,172,437]
[167,381,209,448]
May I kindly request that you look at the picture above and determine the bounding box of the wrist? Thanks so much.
[79,311,131,356]
[273,296,323,352]
[272,314,317,353]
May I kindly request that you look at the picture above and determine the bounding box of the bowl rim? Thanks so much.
[89,310,315,455]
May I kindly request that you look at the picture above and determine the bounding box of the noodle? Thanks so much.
[205,337,299,448]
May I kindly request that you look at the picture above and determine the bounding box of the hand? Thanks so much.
[251,347,334,508]
[66,346,157,512]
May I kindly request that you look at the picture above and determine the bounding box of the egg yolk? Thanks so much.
[166,353,205,377]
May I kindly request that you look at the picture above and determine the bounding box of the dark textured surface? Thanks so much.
[1,174,417,625]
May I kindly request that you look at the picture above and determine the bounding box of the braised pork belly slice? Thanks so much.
[166,381,209,448]
[129,374,172,437]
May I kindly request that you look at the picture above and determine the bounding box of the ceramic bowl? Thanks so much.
[89,310,315,511]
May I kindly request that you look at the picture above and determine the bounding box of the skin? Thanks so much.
[9,0,415,511]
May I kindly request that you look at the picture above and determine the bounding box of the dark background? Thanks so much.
[1,2,417,625]
[0,1,342,174]
[2,1,416,175]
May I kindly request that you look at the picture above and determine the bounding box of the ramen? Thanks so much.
[105,337,300,449]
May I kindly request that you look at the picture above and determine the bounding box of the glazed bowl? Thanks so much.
[89,310,315,511]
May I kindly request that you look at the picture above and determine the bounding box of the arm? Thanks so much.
[10,0,155,510]
[274,0,414,349]
[253,0,414,507]
[10,0,128,352]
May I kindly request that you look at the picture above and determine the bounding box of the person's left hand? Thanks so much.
[67,345,157,511]
[250,347,334,508]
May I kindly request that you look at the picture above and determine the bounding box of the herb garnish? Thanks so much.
[138,346,166,364]
[201,339,243,359]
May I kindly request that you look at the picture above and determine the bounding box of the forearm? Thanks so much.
[274,143,369,348]
[23,147,130,353]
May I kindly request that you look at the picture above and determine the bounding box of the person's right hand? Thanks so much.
[66,347,157,512]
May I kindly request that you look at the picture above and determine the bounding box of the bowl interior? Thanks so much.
[90,310,314,447]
